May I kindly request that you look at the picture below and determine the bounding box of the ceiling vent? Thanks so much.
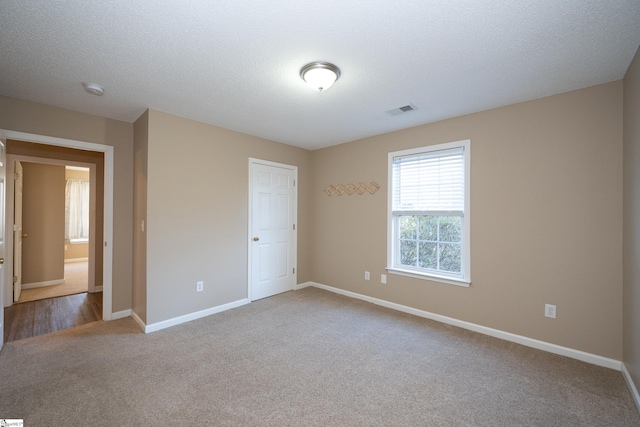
[385,103,418,117]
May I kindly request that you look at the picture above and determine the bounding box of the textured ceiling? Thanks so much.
[1,1,639,150]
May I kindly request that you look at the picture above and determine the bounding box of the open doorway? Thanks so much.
[14,163,93,304]
[4,139,108,341]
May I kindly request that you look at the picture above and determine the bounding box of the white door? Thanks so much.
[0,134,7,351]
[13,161,22,302]
[249,159,297,301]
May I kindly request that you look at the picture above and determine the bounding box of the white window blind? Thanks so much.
[392,147,465,213]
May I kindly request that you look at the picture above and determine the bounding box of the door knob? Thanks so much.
[22,233,28,238]
[253,237,260,241]
[0,258,4,264]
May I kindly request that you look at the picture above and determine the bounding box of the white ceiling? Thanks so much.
[1,1,639,150]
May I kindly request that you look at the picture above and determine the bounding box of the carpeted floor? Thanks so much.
[17,262,88,303]
[0,287,638,426]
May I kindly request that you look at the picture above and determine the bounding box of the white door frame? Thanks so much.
[1,130,114,320]
[12,160,23,301]
[247,158,297,301]
[8,156,97,298]
[0,134,6,351]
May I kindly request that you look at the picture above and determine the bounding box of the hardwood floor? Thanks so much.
[3,292,102,343]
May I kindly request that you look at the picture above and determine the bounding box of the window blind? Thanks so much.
[392,147,464,212]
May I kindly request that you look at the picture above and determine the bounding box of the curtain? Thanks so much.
[65,179,90,241]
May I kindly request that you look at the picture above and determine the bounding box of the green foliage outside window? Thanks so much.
[399,215,462,274]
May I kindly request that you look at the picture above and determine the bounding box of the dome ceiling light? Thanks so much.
[300,62,340,92]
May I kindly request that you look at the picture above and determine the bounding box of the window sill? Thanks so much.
[69,239,89,244]
[386,267,470,287]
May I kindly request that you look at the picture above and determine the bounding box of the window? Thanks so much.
[65,178,90,243]
[387,140,470,286]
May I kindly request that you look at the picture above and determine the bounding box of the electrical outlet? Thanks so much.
[545,304,556,319]
[196,281,204,292]
[381,274,387,284]
[364,271,370,280]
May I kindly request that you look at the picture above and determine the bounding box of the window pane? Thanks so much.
[400,215,417,239]
[400,240,417,267]
[439,216,462,242]
[439,243,461,273]
[419,241,437,269]
[418,216,437,241]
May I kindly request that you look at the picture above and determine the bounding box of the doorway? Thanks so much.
[4,162,101,342]
[4,157,100,342]
[13,162,94,304]
[1,130,114,327]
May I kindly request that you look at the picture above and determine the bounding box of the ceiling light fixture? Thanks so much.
[82,82,105,96]
[300,62,340,92]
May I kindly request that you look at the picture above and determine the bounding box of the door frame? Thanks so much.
[247,158,297,302]
[8,156,97,299]
[1,130,114,321]
[0,135,6,351]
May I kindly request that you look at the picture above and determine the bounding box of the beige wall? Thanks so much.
[133,110,148,323]
[65,242,88,260]
[311,82,623,359]
[624,47,640,393]
[0,96,134,312]
[141,109,311,324]
[64,168,90,260]
[21,163,65,284]
[65,169,90,180]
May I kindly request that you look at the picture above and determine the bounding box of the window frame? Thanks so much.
[387,139,471,287]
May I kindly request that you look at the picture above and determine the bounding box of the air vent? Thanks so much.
[385,103,418,117]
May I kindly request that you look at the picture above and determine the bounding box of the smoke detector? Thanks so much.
[82,82,105,96]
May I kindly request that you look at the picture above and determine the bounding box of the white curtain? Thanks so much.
[65,179,90,241]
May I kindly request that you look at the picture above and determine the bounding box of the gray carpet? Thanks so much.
[0,287,638,426]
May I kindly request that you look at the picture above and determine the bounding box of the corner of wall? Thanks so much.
[623,44,640,414]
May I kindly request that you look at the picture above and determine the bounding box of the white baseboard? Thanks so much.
[22,279,65,290]
[111,309,131,320]
[294,281,314,290]
[143,298,251,334]
[622,363,640,412]
[65,257,88,263]
[93,286,103,292]
[131,310,146,332]
[308,282,622,371]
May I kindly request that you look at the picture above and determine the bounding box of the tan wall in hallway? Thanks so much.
[623,46,640,396]
[311,82,623,359]
[143,109,312,325]
[64,243,88,260]
[0,96,134,312]
[21,162,65,284]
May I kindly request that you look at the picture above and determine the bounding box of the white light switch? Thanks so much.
[141,220,145,232]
